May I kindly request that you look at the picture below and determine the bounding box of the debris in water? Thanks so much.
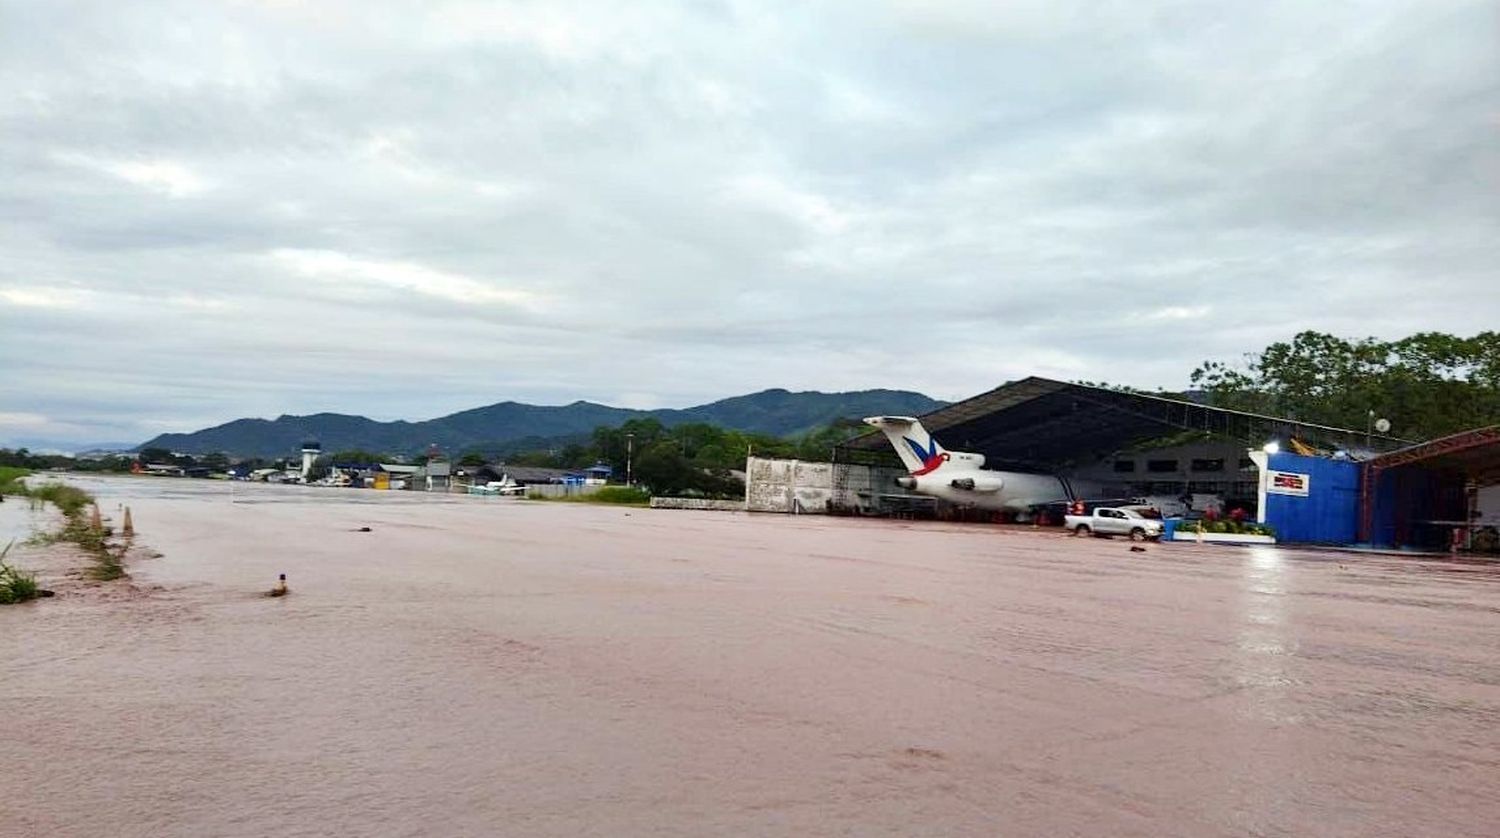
[1129,545,1146,553]
[266,573,289,597]
[353,526,372,532]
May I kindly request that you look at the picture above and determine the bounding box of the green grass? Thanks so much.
[12,479,128,581]
[533,486,652,506]
[0,466,30,495]
[0,540,40,604]
[23,481,93,517]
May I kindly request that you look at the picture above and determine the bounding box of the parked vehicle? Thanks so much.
[1064,507,1164,541]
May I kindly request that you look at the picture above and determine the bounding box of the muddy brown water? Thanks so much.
[2,476,1498,837]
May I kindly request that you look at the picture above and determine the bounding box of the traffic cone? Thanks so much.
[122,507,134,537]
[90,504,103,532]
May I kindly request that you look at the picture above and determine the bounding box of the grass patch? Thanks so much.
[12,478,128,581]
[0,540,40,604]
[23,481,93,517]
[0,465,30,496]
[533,486,652,506]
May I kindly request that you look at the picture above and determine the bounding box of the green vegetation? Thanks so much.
[0,465,30,495]
[492,417,870,499]
[1193,331,1500,440]
[1195,520,1276,537]
[8,478,127,581]
[24,481,92,518]
[0,541,41,604]
[534,486,652,506]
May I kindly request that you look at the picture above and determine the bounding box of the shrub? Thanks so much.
[588,487,651,505]
[0,542,39,604]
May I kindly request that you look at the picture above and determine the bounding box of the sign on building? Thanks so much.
[1267,470,1311,497]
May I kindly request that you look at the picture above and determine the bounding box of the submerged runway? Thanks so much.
[3,476,1498,836]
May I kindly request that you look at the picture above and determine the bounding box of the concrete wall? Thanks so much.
[1075,440,1258,499]
[746,457,835,513]
[649,498,746,512]
[745,457,926,515]
[525,483,603,499]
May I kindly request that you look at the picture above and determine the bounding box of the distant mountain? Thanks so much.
[139,389,946,458]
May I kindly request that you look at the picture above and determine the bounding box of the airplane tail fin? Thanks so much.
[862,416,949,475]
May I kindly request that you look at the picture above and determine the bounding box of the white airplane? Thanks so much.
[863,416,1100,515]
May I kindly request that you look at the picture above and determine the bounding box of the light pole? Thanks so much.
[626,432,634,487]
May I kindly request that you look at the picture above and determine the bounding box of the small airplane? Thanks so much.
[862,416,1101,516]
[469,477,527,496]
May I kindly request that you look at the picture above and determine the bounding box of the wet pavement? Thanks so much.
[2,476,1498,837]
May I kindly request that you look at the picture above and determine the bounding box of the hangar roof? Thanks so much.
[843,377,1405,470]
[1366,425,1500,485]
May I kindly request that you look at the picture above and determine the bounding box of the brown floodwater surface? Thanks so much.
[2,476,1498,836]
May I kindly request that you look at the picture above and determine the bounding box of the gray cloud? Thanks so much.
[2,0,1496,447]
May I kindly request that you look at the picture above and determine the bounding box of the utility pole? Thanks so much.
[626,432,634,487]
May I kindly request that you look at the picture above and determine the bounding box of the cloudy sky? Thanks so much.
[2,0,1496,447]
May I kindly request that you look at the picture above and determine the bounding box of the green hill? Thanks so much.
[139,389,945,458]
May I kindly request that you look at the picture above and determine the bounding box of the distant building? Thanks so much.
[472,464,571,487]
[425,460,451,492]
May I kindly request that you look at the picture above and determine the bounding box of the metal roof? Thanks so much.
[843,377,1406,470]
[1365,425,1500,484]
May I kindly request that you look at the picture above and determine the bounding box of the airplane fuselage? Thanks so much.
[864,415,1095,514]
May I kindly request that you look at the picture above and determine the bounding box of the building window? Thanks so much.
[1113,460,1136,473]
[1190,458,1225,472]
[1147,459,1178,473]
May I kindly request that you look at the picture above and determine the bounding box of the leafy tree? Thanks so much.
[1191,331,1500,439]
[138,446,174,464]
[199,452,231,472]
[458,452,488,467]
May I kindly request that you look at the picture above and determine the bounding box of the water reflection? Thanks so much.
[1236,547,1294,696]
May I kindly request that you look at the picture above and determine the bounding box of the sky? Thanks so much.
[2,0,1497,448]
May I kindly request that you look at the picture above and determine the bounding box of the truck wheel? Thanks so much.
[1129,528,1146,542]
[1074,524,1091,536]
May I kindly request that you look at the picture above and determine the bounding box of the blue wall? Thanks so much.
[1369,465,1466,549]
[1263,453,1361,544]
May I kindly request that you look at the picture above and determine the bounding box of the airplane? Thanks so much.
[469,476,527,496]
[862,416,1103,517]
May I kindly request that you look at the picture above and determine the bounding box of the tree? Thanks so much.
[458,452,488,467]
[199,452,231,472]
[1191,330,1500,439]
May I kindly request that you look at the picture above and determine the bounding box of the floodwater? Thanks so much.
[3,476,1498,837]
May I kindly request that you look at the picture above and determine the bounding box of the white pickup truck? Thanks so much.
[1064,507,1164,541]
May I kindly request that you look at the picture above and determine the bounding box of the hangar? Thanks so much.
[821,377,1500,554]
[1360,426,1500,550]
[818,377,1397,516]
[838,377,1397,469]
[742,376,1500,554]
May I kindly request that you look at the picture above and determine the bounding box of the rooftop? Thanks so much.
[843,377,1407,470]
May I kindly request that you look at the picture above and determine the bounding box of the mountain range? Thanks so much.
[139,389,947,458]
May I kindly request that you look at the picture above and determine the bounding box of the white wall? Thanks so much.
[1476,485,1500,526]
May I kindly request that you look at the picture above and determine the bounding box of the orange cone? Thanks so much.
[90,504,103,532]
[122,506,134,537]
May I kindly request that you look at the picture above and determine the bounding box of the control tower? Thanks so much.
[300,441,322,481]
